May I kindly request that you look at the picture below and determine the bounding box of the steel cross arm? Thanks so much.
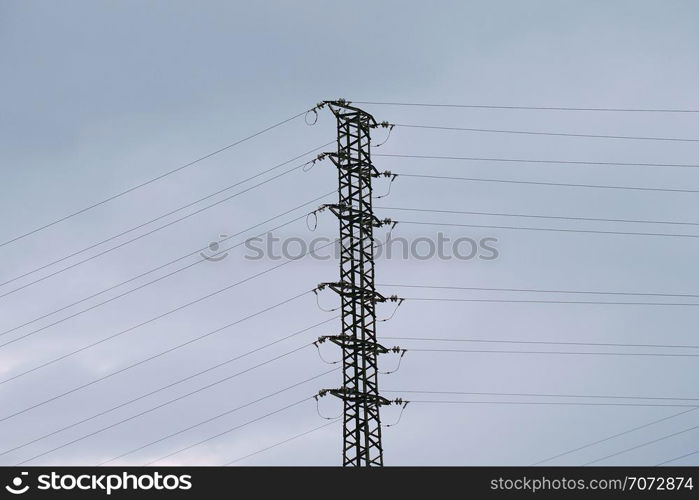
[318,281,387,303]
[317,334,390,355]
[320,387,393,407]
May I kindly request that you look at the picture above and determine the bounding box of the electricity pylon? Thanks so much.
[315,99,396,466]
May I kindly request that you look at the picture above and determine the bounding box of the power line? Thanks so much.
[0,238,338,386]
[0,318,335,458]
[405,347,699,358]
[0,311,334,428]
[0,193,333,341]
[533,407,698,465]
[381,335,699,351]
[407,400,699,408]
[354,101,699,113]
[15,345,314,465]
[404,296,699,307]
[584,423,699,465]
[378,283,699,299]
[0,142,331,289]
[397,220,699,240]
[145,398,313,466]
[383,390,699,402]
[377,206,699,228]
[0,317,336,458]
[657,448,699,465]
[224,419,340,465]
[375,153,699,170]
[0,110,310,250]
[0,280,310,385]
[0,259,305,355]
[0,156,324,301]
[100,369,337,465]
[398,173,699,195]
[394,123,699,143]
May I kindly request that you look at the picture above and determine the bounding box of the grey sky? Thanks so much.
[1,0,699,466]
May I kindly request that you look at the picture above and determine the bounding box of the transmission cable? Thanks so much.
[145,398,313,466]
[100,369,337,465]
[374,153,699,170]
[406,400,699,408]
[0,239,339,384]
[584,423,699,465]
[0,154,329,301]
[0,278,308,385]
[657,448,699,466]
[403,347,699,358]
[533,407,698,465]
[383,390,699,403]
[394,123,699,143]
[397,220,699,240]
[378,283,699,299]
[402,296,699,307]
[0,110,311,249]
[377,206,699,228]
[398,173,699,195]
[16,345,314,465]
[1,142,331,289]
[0,313,335,432]
[353,101,699,113]
[0,318,335,457]
[0,193,333,341]
[381,335,699,351]
[224,419,340,465]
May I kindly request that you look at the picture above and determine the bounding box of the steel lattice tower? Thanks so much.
[317,100,393,466]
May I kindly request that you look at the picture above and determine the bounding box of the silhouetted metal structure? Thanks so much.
[317,100,393,466]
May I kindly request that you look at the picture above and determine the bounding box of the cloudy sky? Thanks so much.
[1,0,699,466]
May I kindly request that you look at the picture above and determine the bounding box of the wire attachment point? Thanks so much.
[379,296,404,322]
[384,399,410,428]
[302,152,329,173]
[380,347,407,375]
[373,122,395,148]
[313,285,339,312]
[375,171,398,199]
[314,337,341,365]
[305,102,326,126]
[315,390,343,420]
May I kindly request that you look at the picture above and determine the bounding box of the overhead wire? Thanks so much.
[353,101,699,113]
[381,335,699,351]
[396,220,699,240]
[0,142,332,289]
[397,173,699,195]
[403,347,699,358]
[144,398,314,466]
[0,313,337,430]
[0,154,331,300]
[224,419,340,465]
[0,193,334,341]
[377,283,699,299]
[393,123,699,143]
[99,369,338,465]
[382,389,699,403]
[377,206,699,228]
[532,407,699,465]
[402,296,699,307]
[584,423,699,465]
[15,345,315,465]
[0,238,341,385]
[374,153,699,170]
[0,110,311,249]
